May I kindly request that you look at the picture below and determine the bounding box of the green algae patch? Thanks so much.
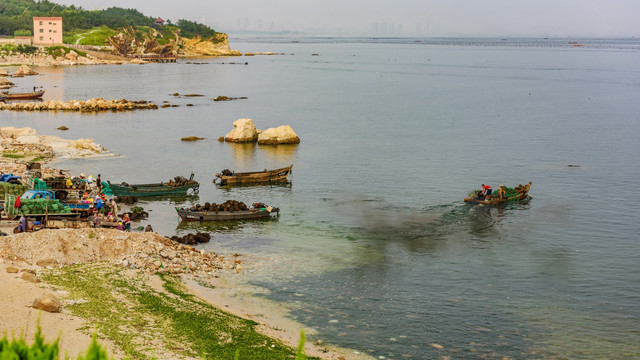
[42,262,305,359]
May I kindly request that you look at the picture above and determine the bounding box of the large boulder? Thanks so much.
[258,125,300,145]
[224,118,259,143]
[13,64,38,76]
[32,292,61,313]
[0,77,14,86]
[64,50,78,61]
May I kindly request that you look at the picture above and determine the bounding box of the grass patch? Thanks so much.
[67,26,119,46]
[42,262,311,359]
[1,153,25,159]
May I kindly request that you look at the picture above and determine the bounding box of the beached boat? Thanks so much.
[1,90,45,100]
[464,182,532,205]
[176,205,279,221]
[213,164,293,186]
[108,176,199,197]
[0,95,6,102]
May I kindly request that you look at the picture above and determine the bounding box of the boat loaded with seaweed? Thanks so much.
[464,182,532,205]
[176,200,279,221]
[213,164,293,186]
[108,174,199,197]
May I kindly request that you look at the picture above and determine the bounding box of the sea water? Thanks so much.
[3,37,640,359]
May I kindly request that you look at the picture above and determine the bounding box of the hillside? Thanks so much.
[0,0,239,56]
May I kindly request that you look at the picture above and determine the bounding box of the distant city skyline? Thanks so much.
[53,0,640,37]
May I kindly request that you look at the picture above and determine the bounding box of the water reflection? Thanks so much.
[228,142,298,169]
[258,143,298,163]
[229,142,257,167]
[176,217,279,234]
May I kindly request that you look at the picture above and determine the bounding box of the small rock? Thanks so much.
[21,272,40,283]
[36,258,57,267]
[32,293,61,313]
[57,126,69,131]
[6,266,19,273]
[430,343,444,350]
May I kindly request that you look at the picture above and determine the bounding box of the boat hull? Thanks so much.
[2,90,45,100]
[108,182,199,197]
[214,165,292,186]
[176,207,279,221]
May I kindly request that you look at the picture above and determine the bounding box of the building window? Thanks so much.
[39,21,43,25]
[49,22,52,25]
[53,30,57,33]
[39,36,44,41]
[39,29,43,33]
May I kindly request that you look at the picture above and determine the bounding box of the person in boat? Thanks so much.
[145,224,154,232]
[106,211,116,222]
[481,184,492,200]
[116,221,124,231]
[497,184,505,199]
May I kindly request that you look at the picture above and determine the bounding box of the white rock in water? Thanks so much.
[257,125,300,145]
[224,118,258,143]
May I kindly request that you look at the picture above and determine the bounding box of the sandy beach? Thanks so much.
[0,132,372,359]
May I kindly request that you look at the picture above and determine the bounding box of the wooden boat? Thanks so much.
[464,182,532,205]
[176,205,279,221]
[0,95,6,102]
[1,90,45,100]
[108,177,199,197]
[214,164,293,186]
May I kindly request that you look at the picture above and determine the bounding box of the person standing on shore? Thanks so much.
[96,174,102,193]
[110,199,118,220]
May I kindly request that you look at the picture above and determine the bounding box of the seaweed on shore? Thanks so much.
[42,263,311,359]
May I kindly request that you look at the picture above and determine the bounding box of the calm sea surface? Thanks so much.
[3,37,640,359]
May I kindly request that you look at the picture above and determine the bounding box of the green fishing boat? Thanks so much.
[108,175,199,197]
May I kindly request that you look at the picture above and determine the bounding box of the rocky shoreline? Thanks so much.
[0,127,370,359]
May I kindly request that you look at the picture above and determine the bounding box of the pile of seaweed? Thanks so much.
[172,176,198,186]
[190,200,248,213]
[116,195,138,204]
[120,206,148,221]
[169,232,211,245]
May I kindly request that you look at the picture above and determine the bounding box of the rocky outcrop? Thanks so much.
[0,98,158,112]
[181,34,241,56]
[258,125,300,145]
[0,69,9,76]
[107,27,239,57]
[0,126,109,159]
[224,118,259,143]
[13,64,38,76]
[0,77,14,87]
[222,119,300,145]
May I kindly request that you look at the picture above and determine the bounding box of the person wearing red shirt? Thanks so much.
[481,184,492,200]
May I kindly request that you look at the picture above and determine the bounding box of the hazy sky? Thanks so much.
[53,0,639,37]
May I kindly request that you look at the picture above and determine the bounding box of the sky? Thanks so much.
[53,0,640,37]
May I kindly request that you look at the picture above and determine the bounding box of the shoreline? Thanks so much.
[0,130,372,359]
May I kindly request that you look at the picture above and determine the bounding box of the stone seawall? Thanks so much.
[0,98,158,112]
